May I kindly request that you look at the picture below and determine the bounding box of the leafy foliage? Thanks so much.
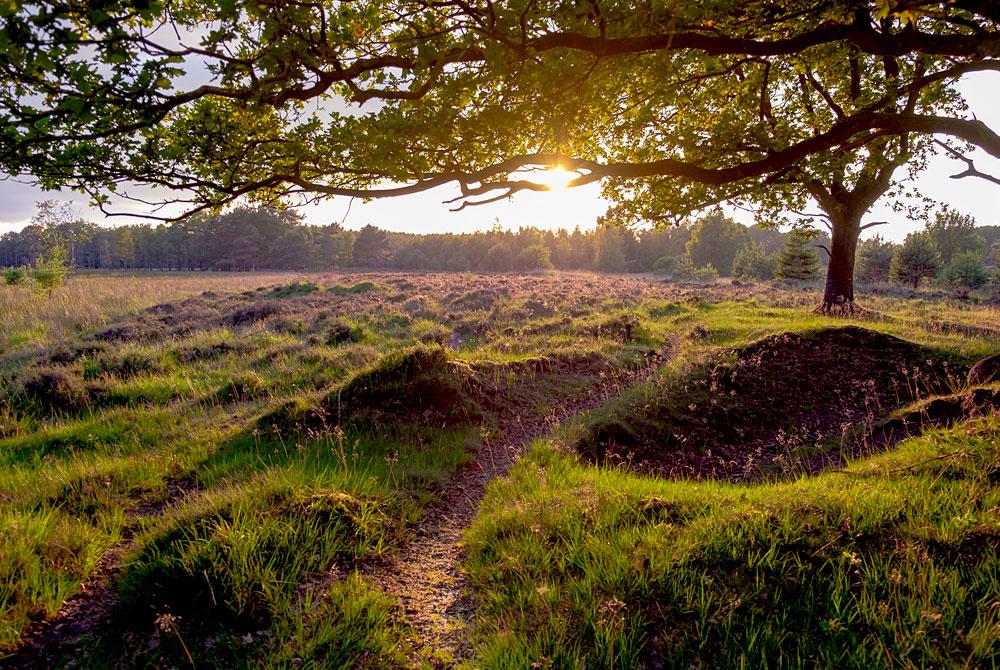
[29,245,70,298]
[732,241,776,280]
[672,255,719,283]
[0,1,995,309]
[592,225,627,273]
[925,208,985,265]
[351,225,391,268]
[4,267,26,286]
[516,244,553,271]
[0,1,991,215]
[890,233,942,288]
[651,255,679,276]
[0,205,355,271]
[856,235,896,284]
[684,211,750,277]
[943,250,989,289]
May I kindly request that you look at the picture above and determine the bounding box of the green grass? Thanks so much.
[465,416,1000,669]
[0,507,114,646]
[688,300,997,362]
[85,472,408,668]
[0,272,997,668]
[327,280,387,295]
[0,272,669,665]
[454,297,1000,669]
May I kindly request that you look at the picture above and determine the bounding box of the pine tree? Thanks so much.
[776,229,821,280]
[890,233,942,288]
[943,251,988,289]
[351,225,391,267]
[4,267,27,286]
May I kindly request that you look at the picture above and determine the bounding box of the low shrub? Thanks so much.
[4,267,27,286]
[21,366,93,412]
[326,322,362,345]
[96,351,163,380]
[227,301,285,326]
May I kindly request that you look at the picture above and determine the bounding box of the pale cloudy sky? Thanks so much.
[1,74,997,241]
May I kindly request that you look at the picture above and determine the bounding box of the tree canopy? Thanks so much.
[924,207,986,264]
[2,1,999,307]
[686,211,750,277]
[1,1,997,212]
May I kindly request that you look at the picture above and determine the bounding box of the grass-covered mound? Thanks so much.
[259,346,480,438]
[334,346,479,426]
[578,326,962,479]
[49,421,479,669]
[260,344,646,442]
[78,479,411,669]
[466,415,1000,669]
[846,384,1000,462]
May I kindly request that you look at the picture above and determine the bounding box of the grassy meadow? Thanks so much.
[0,271,997,669]
[0,273,302,357]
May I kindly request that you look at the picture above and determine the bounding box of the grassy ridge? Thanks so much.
[84,431,473,668]
[461,296,1000,668]
[466,414,1000,669]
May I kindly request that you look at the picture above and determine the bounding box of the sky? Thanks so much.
[1,75,997,242]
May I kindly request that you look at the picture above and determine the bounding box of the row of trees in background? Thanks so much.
[0,204,799,274]
[0,205,829,275]
[857,209,998,290]
[2,204,999,290]
[0,205,353,272]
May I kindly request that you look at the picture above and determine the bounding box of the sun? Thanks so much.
[532,166,577,190]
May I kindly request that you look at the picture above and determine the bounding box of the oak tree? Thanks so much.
[2,1,999,309]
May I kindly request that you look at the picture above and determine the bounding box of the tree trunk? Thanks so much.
[818,211,863,315]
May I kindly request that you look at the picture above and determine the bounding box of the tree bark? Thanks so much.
[818,211,864,315]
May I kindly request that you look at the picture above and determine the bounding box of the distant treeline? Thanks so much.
[2,204,998,278]
[0,207,352,272]
[0,205,807,274]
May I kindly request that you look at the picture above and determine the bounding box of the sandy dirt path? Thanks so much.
[365,346,673,668]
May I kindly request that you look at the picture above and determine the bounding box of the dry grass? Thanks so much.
[0,272,301,354]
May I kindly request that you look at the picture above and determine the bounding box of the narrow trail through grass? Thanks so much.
[4,478,201,670]
[365,343,676,668]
